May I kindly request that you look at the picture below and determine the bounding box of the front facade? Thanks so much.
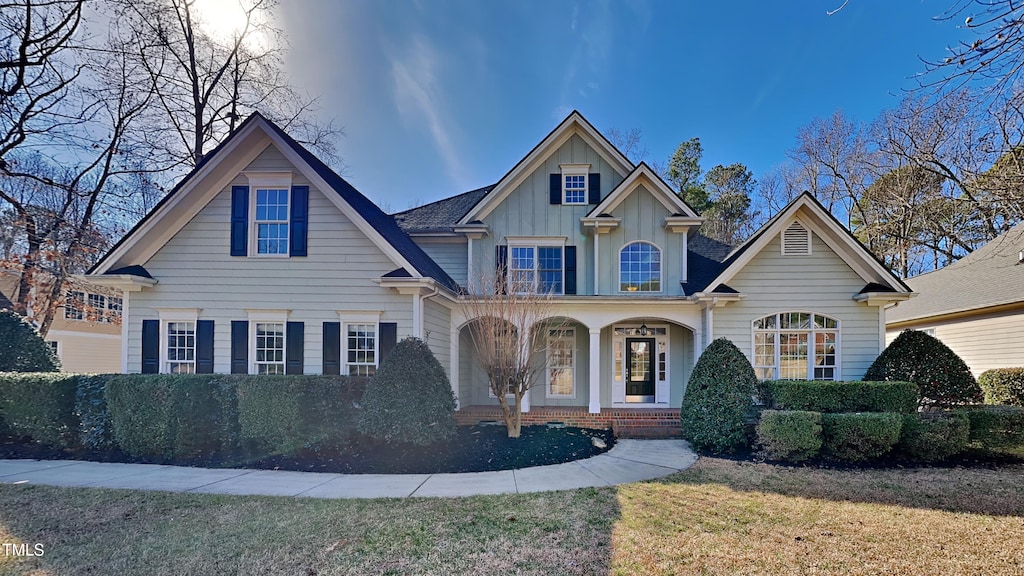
[886,222,1024,377]
[86,112,911,426]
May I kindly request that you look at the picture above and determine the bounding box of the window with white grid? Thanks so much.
[346,323,377,376]
[752,312,839,381]
[64,291,84,320]
[165,321,196,373]
[254,322,286,374]
[254,188,289,255]
[564,174,587,204]
[547,328,575,397]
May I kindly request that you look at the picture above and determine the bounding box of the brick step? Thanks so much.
[612,419,683,439]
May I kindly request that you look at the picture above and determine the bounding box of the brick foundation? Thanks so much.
[455,405,682,438]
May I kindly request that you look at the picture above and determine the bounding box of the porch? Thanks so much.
[454,406,684,438]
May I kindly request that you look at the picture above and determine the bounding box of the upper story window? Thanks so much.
[509,245,563,294]
[564,175,587,204]
[752,312,839,381]
[254,188,290,255]
[64,291,85,320]
[619,242,661,292]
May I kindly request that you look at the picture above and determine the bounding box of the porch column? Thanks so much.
[450,320,460,409]
[589,328,601,413]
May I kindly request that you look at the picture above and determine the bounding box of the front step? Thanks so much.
[612,418,683,439]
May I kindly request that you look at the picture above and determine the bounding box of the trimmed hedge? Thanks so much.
[978,368,1024,406]
[0,310,59,372]
[75,374,115,451]
[680,338,757,454]
[897,413,970,462]
[756,410,822,462]
[358,337,456,445]
[865,329,982,407]
[959,405,1024,449]
[761,380,918,414]
[821,412,903,461]
[0,372,78,446]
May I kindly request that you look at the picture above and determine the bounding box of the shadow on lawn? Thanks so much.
[655,455,1024,517]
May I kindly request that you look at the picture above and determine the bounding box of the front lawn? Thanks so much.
[2,459,1022,575]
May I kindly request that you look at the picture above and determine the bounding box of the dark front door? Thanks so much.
[626,338,656,402]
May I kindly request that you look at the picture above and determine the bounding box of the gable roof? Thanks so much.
[887,221,1024,324]
[585,162,701,218]
[393,184,495,234]
[458,110,634,224]
[699,192,911,295]
[88,113,459,292]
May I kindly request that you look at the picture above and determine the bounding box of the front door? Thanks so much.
[625,338,656,403]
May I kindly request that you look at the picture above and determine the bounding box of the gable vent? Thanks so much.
[781,221,811,255]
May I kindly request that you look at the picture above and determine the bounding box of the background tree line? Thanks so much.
[0,0,338,336]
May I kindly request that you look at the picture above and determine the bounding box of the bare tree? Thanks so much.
[460,273,568,438]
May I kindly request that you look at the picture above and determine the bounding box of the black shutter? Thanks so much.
[323,322,340,375]
[230,321,248,374]
[564,245,577,295]
[379,322,397,363]
[230,186,249,256]
[549,173,561,205]
[141,319,159,374]
[588,173,601,204]
[289,186,309,257]
[496,245,508,294]
[286,321,304,374]
[196,320,215,374]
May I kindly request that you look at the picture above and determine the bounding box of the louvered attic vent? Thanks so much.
[781,221,811,255]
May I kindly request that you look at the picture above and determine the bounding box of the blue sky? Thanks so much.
[277,1,968,212]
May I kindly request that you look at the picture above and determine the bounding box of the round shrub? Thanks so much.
[680,337,757,454]
[864,329,981,407]
[358,337,456,445]
[897,413,969,462]
[756,410,822,462]
[0,309,59,372]
[821,412,903,461]
[978,368,1024,406]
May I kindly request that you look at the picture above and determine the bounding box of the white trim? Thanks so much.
[560,165,589,205]
[681,234,688,284]
[157,308,200,322]
[588,328,601,413]
[751,312,841,381]
[336,310,382,324]
[244,171,292,189]
[121,290,129,373]
[245,309,290,322]
[412,293,422,339]
[250,319,287,375]
[593,233,600,296]
[459,111,633,224]
[342,320,379,376]
[586,163,702,219]
[504,236,567,246]
[611,323,671,405]
[617,240,663,294]
[545,327,576,399]
[248,185,291,258]
[46,330,121,341]
[506,241,567,295]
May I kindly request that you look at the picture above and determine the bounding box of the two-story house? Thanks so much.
[85,111,911,433]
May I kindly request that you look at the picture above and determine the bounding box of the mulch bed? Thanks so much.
[0,425,616,475]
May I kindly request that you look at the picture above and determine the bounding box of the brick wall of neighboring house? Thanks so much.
[454,406,683,438]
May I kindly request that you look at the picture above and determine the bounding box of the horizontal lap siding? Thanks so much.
[126,145,413,373]
[887,310,1024,377]
[414,239,467,287]
[52,333,121,373]
[478,134,623,295]
[422,299,451,377]
[714,231,881,381]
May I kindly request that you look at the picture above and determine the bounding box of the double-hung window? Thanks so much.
[254,188,289,255]
[560,164,589,205]
[165,321,196,373]
[65,291,85,320]
[346,323,377,376]
[753,312,839,380]
[254,322,286,374]
[88,294,106,322]
[508,242,563,294]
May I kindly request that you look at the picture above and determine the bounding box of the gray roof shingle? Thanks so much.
[888,221,1024,323]
[392,185,494,233]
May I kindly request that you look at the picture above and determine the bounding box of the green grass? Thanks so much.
[1,459,1023,575]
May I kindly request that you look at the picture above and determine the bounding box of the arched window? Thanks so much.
[619,242,661,292]
[752,312,839,381]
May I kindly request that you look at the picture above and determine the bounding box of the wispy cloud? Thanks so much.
[388,35,470,188]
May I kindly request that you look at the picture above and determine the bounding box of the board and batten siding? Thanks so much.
[413,238,467,288]
[422,298,451,377]
[125,143,414,374]
[886,308,1024,377]
[600,184,686,296]
[476,134,624,295]
[713,230,882,381]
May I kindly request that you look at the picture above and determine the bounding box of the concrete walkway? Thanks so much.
[0,439,697,499]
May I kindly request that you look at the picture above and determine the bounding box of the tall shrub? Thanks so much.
[680,337,756,453]
[0,372,77,446]
[358,337,456,445]
[978,368,1024,406]
[864,329,981,407]
[0,310,59,372]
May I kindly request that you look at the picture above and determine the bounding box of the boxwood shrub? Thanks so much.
[865,329,982,407]
[756,410,822,462]
[821,412,903,461]
[959,405,1024,449]
[897,413,970,462]
[680,338,757,454]
[0,372,78,446]
[978,368,1024,406]
[761,380,918,414]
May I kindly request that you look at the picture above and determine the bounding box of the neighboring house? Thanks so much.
[0,269,122,373]
[886,222,1024,377]
[85,111,911,432]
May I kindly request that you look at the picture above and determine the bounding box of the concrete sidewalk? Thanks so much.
[0,439,697,498]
